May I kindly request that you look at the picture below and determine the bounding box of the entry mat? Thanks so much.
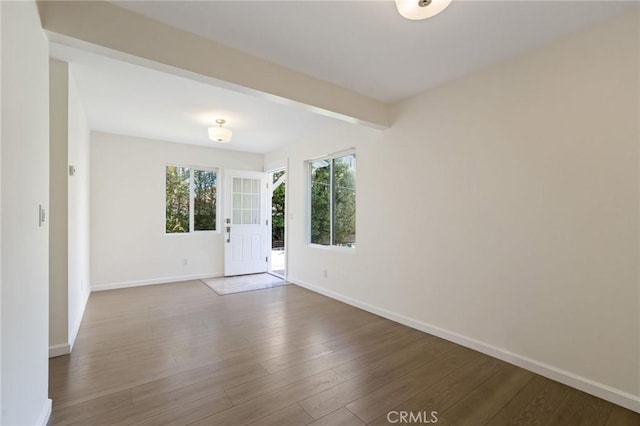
[201,273,288,295]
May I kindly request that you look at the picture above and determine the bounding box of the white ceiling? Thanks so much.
[112,0,636,102]
[51,43,360,153]
[51,1,636,153]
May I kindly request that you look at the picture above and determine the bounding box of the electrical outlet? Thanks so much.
[322,269,328,278]
[183,258,188,266]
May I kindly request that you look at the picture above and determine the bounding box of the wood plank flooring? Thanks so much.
[49,280,639,425]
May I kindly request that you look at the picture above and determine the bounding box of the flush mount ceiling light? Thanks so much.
[395,0,452,20]
[208,119,232,143]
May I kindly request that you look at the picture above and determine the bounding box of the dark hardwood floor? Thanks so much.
[48,280,639,425]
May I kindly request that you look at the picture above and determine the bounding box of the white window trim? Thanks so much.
[305,149,356,251]
[307,242,357,254]
[165,164,220,235]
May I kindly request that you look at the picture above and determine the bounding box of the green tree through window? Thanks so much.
[309,154,356,247]
[166,166,190,233]
[272,170,286,248]
[166,166,217,233]
[333,156,356,246]
[310,160,331,245]
[194,170,217,231]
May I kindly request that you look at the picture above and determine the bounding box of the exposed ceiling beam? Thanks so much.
[37,1,389,129]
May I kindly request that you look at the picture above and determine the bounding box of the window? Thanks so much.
[308,153,356,247]
[166,166,217,233]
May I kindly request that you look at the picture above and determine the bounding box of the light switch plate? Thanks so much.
[38,204,46,227]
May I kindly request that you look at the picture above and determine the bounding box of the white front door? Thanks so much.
[224,170,267,276]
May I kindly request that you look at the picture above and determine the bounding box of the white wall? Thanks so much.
[49,59,92,357]
[0,2,3,419]
[67,66,91,346]
[265,11,640,410]
[1,1,51,424]
[91,132,263,290]
[49,59,69,355]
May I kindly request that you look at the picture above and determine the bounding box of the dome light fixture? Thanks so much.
[395,0,452,20]
[208,119,232,143]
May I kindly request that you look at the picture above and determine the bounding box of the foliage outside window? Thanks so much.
[272,170,286,248]
[194,170,217,231]
[309,153,356,247]
[166,166,217,233]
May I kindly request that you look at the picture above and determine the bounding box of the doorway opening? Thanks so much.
[269,169,286,278]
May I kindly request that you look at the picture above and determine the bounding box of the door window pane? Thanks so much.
[232,177,260,224]
[242,210,251,224]
[242,194,252,209]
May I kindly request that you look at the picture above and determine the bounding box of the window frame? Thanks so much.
[306,150,356,251]
[165,164,220,235]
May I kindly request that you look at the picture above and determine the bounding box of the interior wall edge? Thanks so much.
[68,289,90,351]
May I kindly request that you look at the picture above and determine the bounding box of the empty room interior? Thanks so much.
[1,0,639,425]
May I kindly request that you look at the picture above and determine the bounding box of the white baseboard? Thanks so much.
[289,277,640,414]
[91,273,222,292]
[49,343,71,358]
[36,398,52,426]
